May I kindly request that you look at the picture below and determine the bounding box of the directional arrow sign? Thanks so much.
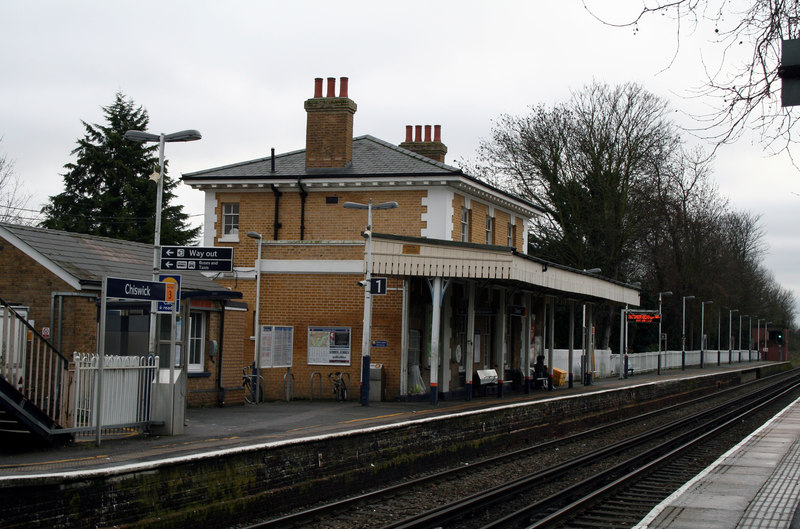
[160,246,233,272]
[161,246,233,260]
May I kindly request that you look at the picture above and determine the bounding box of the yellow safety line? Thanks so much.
[0,454,110,469]
[341,412,408,423]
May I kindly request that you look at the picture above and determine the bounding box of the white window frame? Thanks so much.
[485,216,494,245]
[188,311,205,373]
[507,222,515,247]
[460,207,470,242]
[220,202,239,241]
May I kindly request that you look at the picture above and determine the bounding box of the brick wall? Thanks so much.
[0,238,96,360]
[244,273,404,401]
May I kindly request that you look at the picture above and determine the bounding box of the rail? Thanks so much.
[0,296,70,429]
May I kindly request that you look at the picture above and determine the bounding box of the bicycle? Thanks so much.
[242,365,265,404]
[328,372,348,402]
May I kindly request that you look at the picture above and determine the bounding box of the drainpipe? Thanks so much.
[217,301,226,407]
[298,178,308,240]
[271,184,282,240]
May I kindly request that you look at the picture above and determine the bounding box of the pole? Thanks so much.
[657,294,662,375]
[700,303,705,368]
[253,236,262,403]
[96,279,108,447]
[360,201,374,406]
[149,134,166,356]
[681,297,686,371]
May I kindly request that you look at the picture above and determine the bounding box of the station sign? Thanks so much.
[106,277,176,302]
[370,277,387,295]
[157,274,181,314]
[626,311,661,323]
[509,305,527,317]
[160,246,233,272]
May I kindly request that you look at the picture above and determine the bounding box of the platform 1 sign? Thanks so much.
[160,246,233,272]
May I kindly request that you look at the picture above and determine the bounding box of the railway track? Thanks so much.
[394,374,800,529]
[239,370,800,529]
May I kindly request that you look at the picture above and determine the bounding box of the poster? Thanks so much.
[308,326,351,365]
[259,325,293,368]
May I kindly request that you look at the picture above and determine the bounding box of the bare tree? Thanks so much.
[582,1,800,155]
[0,141,32,225]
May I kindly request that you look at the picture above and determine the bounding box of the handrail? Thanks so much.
[0,294,69,362]
[310,371,322,400]
[0,296,70,436]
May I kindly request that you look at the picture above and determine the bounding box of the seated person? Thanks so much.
[533,355,549,388]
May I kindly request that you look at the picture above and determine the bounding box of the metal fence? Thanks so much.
[69,353,159,439]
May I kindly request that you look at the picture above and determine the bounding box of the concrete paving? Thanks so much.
[634,394,800,529]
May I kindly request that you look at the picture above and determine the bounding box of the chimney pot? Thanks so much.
[414,125,422,142]
[326,77,336,97]
[434,125,442,142]
[314,78,323,98]
[339,77,349,98]
[405,125,413,142]
[424,125,432,142]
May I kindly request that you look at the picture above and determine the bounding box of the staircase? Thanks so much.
[0,297,72,447]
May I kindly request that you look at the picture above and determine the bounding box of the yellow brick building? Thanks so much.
[183,77,638,404]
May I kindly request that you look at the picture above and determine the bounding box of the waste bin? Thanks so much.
[369,363,385,402]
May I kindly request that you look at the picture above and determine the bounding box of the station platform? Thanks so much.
[635,393,800,529]
[0,362,775,480]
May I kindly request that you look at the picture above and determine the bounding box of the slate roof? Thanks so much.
[182,135,541,213]
[182,135,460,180]
[0,223,233,294]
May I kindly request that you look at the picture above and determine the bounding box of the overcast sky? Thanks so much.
[2,1,798,321]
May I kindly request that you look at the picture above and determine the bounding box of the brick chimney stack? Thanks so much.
[399,124,447,163]
[304,76,357,169]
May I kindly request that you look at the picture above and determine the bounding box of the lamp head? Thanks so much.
[247,231,262,240]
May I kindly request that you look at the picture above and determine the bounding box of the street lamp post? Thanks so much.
[657,291,672,375]
[700,301,713,368]
[765,321,773,361]
[681,295,694,370]
[343,200,399,406]
[739,314,748,363]
[124,129,202,356]
[247,231,263,403]
[717,308,722,365]
[728,309,738,364]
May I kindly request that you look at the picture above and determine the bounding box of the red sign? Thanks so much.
[627,312,661,323]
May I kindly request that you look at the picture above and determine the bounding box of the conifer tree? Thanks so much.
[41,92,200,245]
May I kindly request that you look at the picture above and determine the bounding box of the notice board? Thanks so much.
[307,326,351,365]
[259,325,293,368]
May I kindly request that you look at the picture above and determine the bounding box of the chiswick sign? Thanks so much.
[105,277,176,303]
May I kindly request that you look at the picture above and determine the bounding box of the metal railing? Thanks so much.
[1,297,70,428]
[69,353,158,437]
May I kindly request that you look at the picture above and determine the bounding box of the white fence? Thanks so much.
[547,348,761,379]
[70,353,158,433]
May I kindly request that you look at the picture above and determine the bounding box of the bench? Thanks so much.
[473,369,498,396]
